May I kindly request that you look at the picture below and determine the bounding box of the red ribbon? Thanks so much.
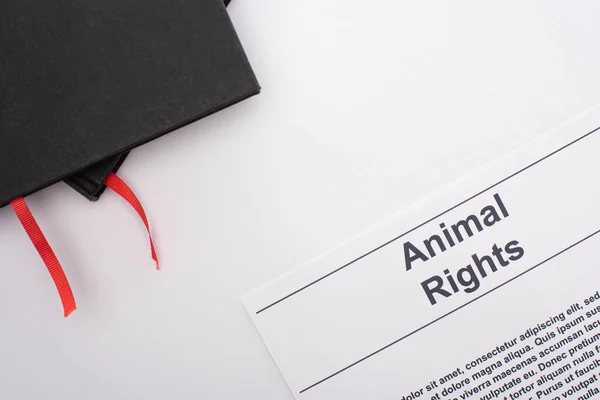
[10,197,77,317]
[104,172,159,269]
[9,173,156,317]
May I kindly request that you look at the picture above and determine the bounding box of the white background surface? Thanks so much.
[1,1,600,399]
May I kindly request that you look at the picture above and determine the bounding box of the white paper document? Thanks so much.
[243,107,600,400]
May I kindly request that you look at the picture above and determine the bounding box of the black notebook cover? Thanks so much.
[1,0,259,208]
[65,0,234,202]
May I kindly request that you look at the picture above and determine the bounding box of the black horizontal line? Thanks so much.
[300,228,600,394]
[256,125,600,315]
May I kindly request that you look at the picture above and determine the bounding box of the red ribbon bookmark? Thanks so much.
[10,197,77,317]
[104,172,159,269]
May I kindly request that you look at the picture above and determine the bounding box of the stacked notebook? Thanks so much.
[1,0,257,206]
[1,0,259,315]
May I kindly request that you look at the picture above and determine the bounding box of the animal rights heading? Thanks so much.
[403,193,525,305]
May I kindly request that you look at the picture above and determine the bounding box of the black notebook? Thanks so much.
[0,0,259,208]
[65,0,234,202]
[64,153,129,201]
